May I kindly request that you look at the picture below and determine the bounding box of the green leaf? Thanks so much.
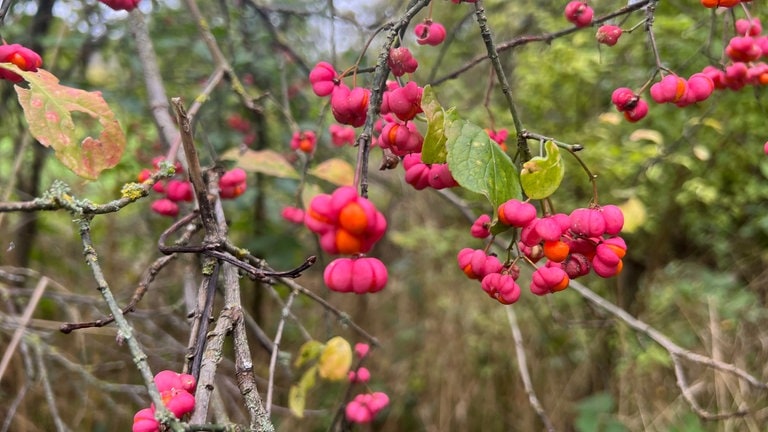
[221,148,300,179]
[445,120,522,209]
[520,141,564,199]
[308,158,354,186]
[2,65,125,180]
[421,85,458,164]
[294,340,324,368]
[288,365,317,418]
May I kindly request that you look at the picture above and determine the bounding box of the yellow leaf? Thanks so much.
[317,336,352,381]
[308,158,355,186]
[628,129,663,145]
[288,366,317,418]
[220,148,300,179]
[294,340,324,368]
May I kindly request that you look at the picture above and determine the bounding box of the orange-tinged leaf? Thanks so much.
[317,336,352,381]
[220,148,300,179]
[308,158,354,186]
[0,64,125,180]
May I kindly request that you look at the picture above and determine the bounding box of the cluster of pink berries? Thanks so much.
[486,128,509,152]
[649,73,714,107]
[139,158,247,217]
[345,343,390,424]
[309,62,370,128]
[281,206,305,224]
[701,18,768,90]
[0,43,42,83]
[329,124,356,146]
[459,200,627,304]
[290,130,317,154]
[227,113,257,147]
[304,186,388,293]
[402,153,458,190]
[132,370,196,432]
[610,88,649,123]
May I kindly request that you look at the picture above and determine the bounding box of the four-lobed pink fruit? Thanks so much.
[596,25,622,46]
[564,1,594,27]
[324,257,388,293]
[457,248,503,280]
[0,43,42,83]
[388,47,419,76]
[345,392,390,424]
[414,21,447,46]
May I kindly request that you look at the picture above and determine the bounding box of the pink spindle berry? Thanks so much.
[290,130,317,153]
[685,73,714,103]
[132,408,160,432]
[154,370,183,392]
[138,169,152,183]
[726,37,762,63]
[497,199,537,227]
[564,1,593,28]
[650,75,687,104]
[736,18,762,37]
[309,62,337,97]
[346,399,374,423]
[98,0,141,11]
[331,84,370,127]
[764,141,768,155]
[530,266,570,295]
[563,253,591,279]
[151,199,179,217]
[592,243,623,278]
[162,389,196,417]
[623,98,648,122]
[596,25,622,46]
[534,216,565,242]
[355,343,370,359]
[570,208,606,238]
[165,180,194,202]
[329,124,356,146]
[379,121,423,156]
[427,163,458,189]
[281,206,305,224]
[403,153,431,190]
[324,257,388,294]
[381,81,424,122]
[457,248,503,280]
[611,87,637,111]
[219,168,247,199]
[349,367,371,383]
[414,21,447,46]
[0,44,43,83]
[388,47,419,77]
[520,219,543,247]
[481,273,521,305]
[470,214,492,238]
[599,205,624,235]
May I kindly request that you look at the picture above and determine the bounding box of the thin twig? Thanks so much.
[505,307,556,432]
[266,289,298,417]
[0,276,47,383]
[34,343,69,432]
